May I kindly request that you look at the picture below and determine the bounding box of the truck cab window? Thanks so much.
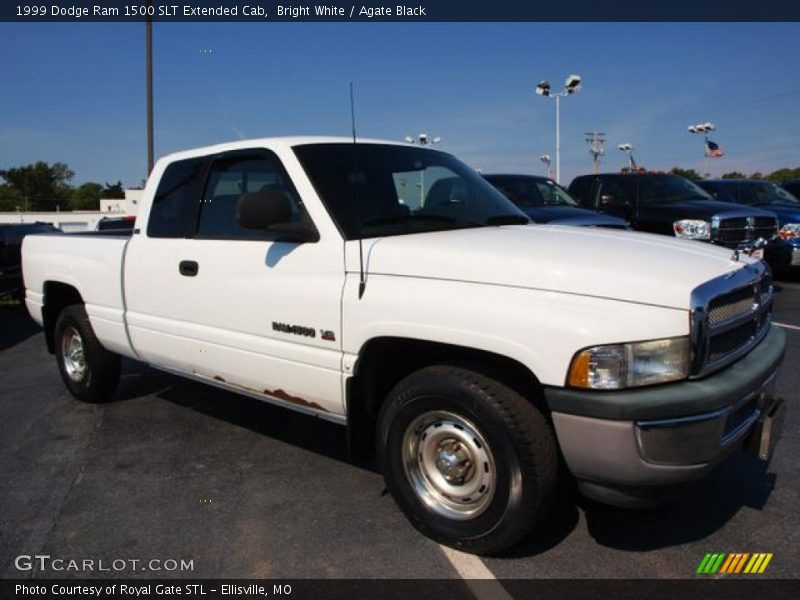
[147,157,206,238]
[197,154,309,239]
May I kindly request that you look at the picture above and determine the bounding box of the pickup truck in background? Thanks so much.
[23,138,787,554]
[568,172,783,268]
[695,179,800,273]
[482,173,628,228]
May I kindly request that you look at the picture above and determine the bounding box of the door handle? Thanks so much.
[179,260,199,277]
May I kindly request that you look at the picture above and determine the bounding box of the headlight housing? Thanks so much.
[673,219,711,240]
[778,223,800,239]
[567,337,690,390]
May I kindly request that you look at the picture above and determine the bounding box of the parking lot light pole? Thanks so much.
[688,122,715,178]
[619,143,635,171]
[404,133,441,207]
[539,154,551,178]
[536,75,582,184]
[146,3,154,175]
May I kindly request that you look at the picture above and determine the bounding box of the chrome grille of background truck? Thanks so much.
[711,214,778,247]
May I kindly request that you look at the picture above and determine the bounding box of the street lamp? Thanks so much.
[146,1,154,175]
[539,154,551,178]
[618,143,636,171]
[404,133,441,207]
[535,74,582,184]
[688,122,715,177]
[405,133,441,147]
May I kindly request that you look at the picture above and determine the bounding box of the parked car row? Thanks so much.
[695,179,800,272]
[22,137,787,555]
[481,170,799,275]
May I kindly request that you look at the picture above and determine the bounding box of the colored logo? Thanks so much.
[697,553,773,574]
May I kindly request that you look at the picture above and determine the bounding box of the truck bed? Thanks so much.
[22,233,135,358]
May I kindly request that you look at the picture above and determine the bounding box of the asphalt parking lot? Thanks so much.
[1,280,799,581]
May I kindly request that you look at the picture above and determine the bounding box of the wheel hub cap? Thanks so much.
[435,441,475,484]
[61,326,86,382]
[402,411,495,520]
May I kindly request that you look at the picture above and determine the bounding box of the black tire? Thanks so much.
[377,365,558,555]
[54,304,120,403]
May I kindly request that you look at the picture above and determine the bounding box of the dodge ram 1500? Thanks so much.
[22,137,787,554]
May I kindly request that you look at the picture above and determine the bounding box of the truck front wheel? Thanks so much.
[377,365,558,555]
[54,305,120,403]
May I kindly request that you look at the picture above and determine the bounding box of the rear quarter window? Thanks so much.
[147,157,206,238]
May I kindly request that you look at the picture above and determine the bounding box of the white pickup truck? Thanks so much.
[22,137,787,554]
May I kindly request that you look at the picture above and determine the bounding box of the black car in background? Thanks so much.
[0,222,60,300]
[696,179,800,272]
[483,174,628,228]
[568,173,781,260]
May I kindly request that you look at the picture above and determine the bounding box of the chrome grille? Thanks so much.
[712,215,778,247]
[708,288,756,326]
[690,263,773,377]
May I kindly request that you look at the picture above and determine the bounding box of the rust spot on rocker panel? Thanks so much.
[263,388,327,412]
[208,374,326,413]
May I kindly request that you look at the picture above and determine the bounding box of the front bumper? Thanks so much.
[544,326,787,500]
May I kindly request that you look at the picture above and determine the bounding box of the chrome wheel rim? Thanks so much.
[61,326,86,382]
[402,411,495,520]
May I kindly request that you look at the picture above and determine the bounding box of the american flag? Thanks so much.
[705,139,725,158]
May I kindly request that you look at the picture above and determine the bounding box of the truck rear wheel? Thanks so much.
[54,305,120,403]
[377,365,558,555]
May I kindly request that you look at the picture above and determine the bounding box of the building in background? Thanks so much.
[0,189,141,231]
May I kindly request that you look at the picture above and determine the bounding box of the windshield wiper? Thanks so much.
[361,213,458,227]
[485,214,531,226]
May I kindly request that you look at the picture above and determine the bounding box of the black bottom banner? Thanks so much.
[2,579,799,600]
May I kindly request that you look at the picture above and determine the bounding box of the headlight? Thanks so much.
[673,219,710,240]
[778,223,800,239]
[567,337,690,390]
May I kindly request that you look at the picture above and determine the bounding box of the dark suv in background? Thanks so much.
[696,179,800,272]
[0,222,60,300]
[568,173,781,265]
[483,174,628,228]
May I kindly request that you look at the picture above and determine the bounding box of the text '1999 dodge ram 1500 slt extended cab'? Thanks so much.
[22,137,788,554]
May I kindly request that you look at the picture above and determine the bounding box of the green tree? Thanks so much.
[102,181,125,199]
[763,167,800,183]
[670,167,703,180]
[0,184,23,211]
[750,172,764,180]
[70,182,103,210]
[0,161,74,211]
[721,171,746,179]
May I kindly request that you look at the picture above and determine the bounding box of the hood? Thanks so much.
[521,205,628,228]
[361,225,754,310]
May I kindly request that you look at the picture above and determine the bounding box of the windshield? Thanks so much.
[485,176,578,207]
[630,174,713,204]
[293,143,529,239]
[740,181,800,206]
